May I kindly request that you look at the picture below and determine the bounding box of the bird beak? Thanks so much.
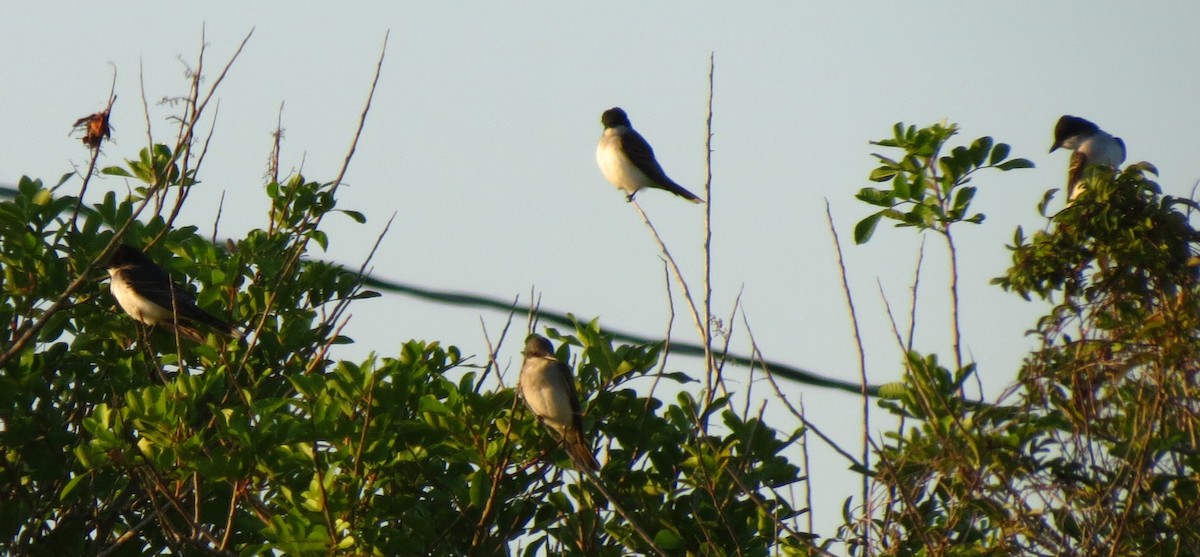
[1048,142,1061,154]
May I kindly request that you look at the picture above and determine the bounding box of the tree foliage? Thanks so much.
[0,54,811,556]
[858,124,1200,556]
[6,41,1200,557]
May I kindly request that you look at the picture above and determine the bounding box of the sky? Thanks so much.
[4,3,1200,550]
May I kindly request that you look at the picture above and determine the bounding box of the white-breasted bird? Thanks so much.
[105,244,241,342]
[596,107,704,204]
[1049,115,1126,201]
[518,334,600,470]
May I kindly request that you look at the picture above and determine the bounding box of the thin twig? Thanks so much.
[212,190,225,245]
[703,52,716,407]
[96,513,156,557]
[648,260,675,402]
[330,30,388,197]
[907,236,926,351]
[630,200,712,390]
[477,296,520,392]
[579,467,670,557]
[823,199,872,554]
[943,230,964,373]
[741,312,863,468]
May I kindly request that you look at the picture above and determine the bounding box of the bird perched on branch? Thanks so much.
[1050,115,1126,202]
[519,334,600,470]
[596,107,704,204]
[105,244,241,342]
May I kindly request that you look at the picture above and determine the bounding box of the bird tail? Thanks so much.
[190,309,244,339]
[207,318,244,339]
[564,430,600,471]
[664,182,705,204]
[160,321,208,344]
[164,311,243,342]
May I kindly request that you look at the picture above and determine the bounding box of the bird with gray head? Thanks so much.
[1050,115,1126,202]
[105,244,241,343]
[596,106,704,204]
[518,334,600,470]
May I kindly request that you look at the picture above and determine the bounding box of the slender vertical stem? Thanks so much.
[703,52,716,406]
[824,200,872,554]
[943,230,963,372]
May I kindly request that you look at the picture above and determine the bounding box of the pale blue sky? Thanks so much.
[4,3,1199,548]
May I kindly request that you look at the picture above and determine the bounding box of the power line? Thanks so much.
[0,184,879,396]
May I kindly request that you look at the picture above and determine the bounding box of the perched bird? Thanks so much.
[1050,115,1126,201]
[596,107,704,204]
[519,335,600,470]
[105,244,240,342]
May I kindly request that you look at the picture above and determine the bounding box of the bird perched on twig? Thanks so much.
[519,334,600,470]
[1050,115,1126,202]
[105,244,241,343]
[596,107,704,204]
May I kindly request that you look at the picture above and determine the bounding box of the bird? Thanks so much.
[1049,115,1126,201]
[105,244,241,342]
[596,107,704,204]
[518,334,600,470]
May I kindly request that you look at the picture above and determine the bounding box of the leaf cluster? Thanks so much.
[2,119,814,556]
[862,146,1200,555]
[855,122,1032,245]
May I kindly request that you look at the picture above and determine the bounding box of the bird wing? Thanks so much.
[550,359,586,433]
[620,130,672,185]
[1111,137,1127,166]
[126,265,238,336]
[620,130,704,203]
[549,359,599,470]
[123,265,199,312]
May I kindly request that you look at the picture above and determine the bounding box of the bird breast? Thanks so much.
[520,362,576,430]
[109,271,170,325]
[597,130,648,194]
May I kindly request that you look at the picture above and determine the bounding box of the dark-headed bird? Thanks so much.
[1050,115,1126,201]
[105,244,240,342]
[596,107,704,204]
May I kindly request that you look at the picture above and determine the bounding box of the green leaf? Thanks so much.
[1128,161,1158,175]
[653,528,684,550]
[988,143,1011,166]
[877,381,907,399]
[892,173,911,199]
[418,395,453,415]
[59,474,87,501]
[869,166,899,182]
[468,468,491,508]
[309,230,329,250]
[970,136,993,167]
[854,212,883,244]
[952,186,977,214]
[101,166,133,178]
[996,158,1035,171]
[339,210,367,224]
[661,371,697,384]
[855,187,893,206]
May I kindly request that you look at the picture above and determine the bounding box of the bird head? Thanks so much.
[106,244,150,270]
[1050,115,1100,153]
[522,334,555,357]
[600,107,631,129]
